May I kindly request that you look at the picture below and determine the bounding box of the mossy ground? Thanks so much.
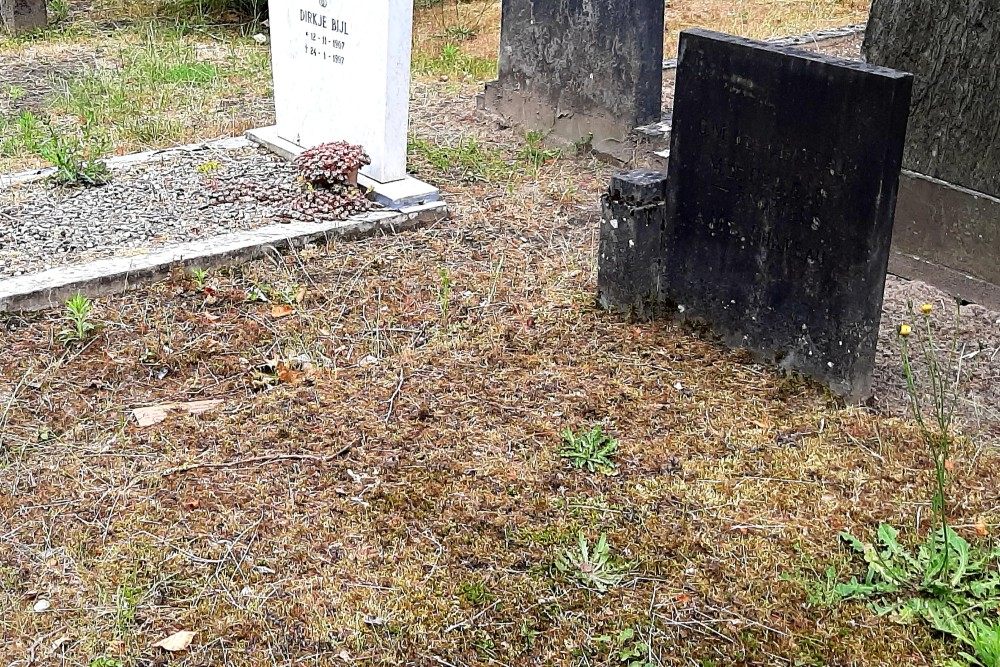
[3,2,998,666]
[3,79,999,666]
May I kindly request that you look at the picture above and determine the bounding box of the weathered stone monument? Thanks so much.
[598,171,667,319]
[479,0,665,156]
[0,0,46,34]
[249,0,439,208]
[864,0,1000,309]
[599,29,913,402]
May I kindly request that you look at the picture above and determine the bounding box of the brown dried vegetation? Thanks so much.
[2,82,999,667]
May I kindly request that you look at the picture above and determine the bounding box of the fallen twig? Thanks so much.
[384,367,405,422]
[154,444,352,478]
[444,599,500,633]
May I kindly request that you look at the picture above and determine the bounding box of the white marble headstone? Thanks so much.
[268,0,413,183]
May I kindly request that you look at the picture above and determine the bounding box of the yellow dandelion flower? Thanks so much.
[898,323,912,337]
[920,303,933,315]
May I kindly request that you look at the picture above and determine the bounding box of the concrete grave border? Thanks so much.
[0,136,253,188]
[0,137,449,313]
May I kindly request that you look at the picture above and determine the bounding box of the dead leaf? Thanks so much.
[132,400,224,428]
[152,630,196,652]
[975,520,989,537]
[293,286,307,304]
[944,459,956,472]
[271,304,295,319]
[276,364,304,385]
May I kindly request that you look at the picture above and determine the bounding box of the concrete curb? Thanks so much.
[0,136,253,189]
[0,202,448,313]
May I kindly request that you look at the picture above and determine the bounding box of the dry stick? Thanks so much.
[285,241,324,298]
[443,599,500,633]
[427,657,462,667]
[155,444,352,478]
[0,366,33,452]
[207,511,264,609]
[384,367,406,422]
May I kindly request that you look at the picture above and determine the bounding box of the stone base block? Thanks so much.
[889,170,1000,310]
[597,170,668,318]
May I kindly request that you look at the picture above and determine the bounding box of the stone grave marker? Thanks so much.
[600,29,914,402]
[250,0,439,208]
[479,0,664,157]
[1,0,47,34]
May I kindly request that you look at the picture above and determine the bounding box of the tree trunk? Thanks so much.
[863,0,1000,196]
[0,0,47,34]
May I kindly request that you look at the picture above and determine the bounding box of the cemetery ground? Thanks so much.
[0,0,869,173]
[3,3,1000,667]
[3,85,1000,667]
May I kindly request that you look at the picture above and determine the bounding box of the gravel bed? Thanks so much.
[0,144,300,279]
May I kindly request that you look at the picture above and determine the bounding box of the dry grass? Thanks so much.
[2,3,995,662]
[1,0,870,172]
[0,5,273,173]
[413,0,871,66]
[3,81,999,667]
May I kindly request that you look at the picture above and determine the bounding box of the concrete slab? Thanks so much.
[0,202,448,313]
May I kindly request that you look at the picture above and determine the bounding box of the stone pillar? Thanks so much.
[480,0,664,157]
[1,0,47,34]
[597,170,668,319]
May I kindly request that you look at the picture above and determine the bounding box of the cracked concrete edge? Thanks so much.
[0,202,449,314]
[0,136,253,189]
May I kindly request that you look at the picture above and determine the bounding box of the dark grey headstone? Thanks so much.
[0,0,47,34]
[480,0,664,155]
[598,170,667,318]
[661,29,913,402]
